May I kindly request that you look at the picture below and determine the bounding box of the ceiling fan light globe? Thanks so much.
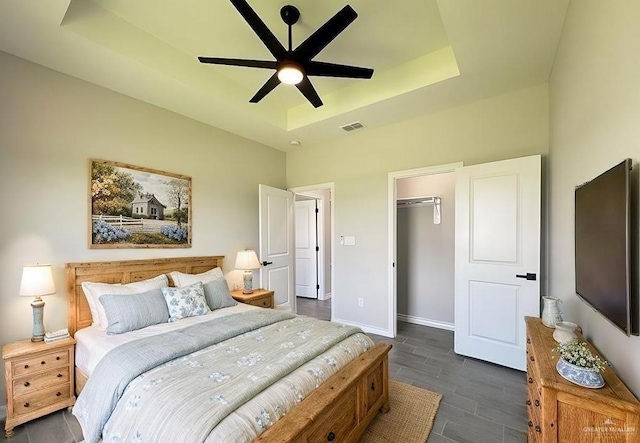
[277,66,304,85]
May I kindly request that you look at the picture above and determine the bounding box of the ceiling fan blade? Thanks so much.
[198,57,277,69]
[249,73,281,103]
[293,5,357,61]
[230,0,287,60]
[305,61,373,79]
[296,77,323,108]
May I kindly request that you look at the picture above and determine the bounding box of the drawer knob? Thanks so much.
[527,338,531,344]
[23,381,30,387]
[56,356,61,361]
[24,402,30,408]
[535,399,540,407]
[41,361,46,365]
[535,425,541,433]
[24,364,29,369]
[526,399,531,406]
[528,421,533,428]
[530,355,535,362]
[371,382,376,391]
[528,377,533,384]
[56,392,62,397]
[327,431,336,441]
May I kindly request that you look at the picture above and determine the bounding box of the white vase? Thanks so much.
[553,321,578,343]
[542,296,563,327]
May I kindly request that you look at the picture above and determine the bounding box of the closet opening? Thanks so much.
[388,163,462,337]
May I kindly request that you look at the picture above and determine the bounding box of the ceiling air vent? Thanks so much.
[340,121,365,132]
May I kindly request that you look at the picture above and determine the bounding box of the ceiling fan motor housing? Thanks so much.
[280,5,300,26]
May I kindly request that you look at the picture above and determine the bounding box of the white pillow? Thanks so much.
[169,267,223,287]
[81,274,169,330]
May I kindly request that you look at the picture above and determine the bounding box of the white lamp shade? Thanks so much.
[19,265,56,297]
[235,250,261,270]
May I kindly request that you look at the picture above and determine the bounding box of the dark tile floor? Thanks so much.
[1,298,527,443]
[297,298,527,443]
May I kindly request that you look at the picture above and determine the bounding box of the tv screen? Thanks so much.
[575,159,632,335]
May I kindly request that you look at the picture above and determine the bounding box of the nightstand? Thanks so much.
[231,288,274,308]
[3,338,76,438]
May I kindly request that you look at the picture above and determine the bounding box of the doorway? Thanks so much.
[290,183,334,322]
[388,156,541,370]
[396,172,457,331]
[388,163,462,337]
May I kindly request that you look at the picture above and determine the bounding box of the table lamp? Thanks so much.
[235,250,261,294]
[20,264,56,342]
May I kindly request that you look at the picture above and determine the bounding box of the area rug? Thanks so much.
[360,380,442,443]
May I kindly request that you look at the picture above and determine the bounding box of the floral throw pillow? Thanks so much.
[161,281,210,322]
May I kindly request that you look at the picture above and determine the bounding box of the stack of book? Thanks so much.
[44,328,70,343]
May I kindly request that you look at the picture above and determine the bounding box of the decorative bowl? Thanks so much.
[553,321,579,343]
[556,357,604,388]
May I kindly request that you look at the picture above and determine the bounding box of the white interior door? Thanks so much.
[295,199,318,298]
[454,155,541,370]
[259,184,295,312]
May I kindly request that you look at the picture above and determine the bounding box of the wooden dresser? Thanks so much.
[526,317,640,442]
[3,338,76,437]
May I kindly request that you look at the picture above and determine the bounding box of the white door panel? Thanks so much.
[259,185,295,312]
[295,200,318,298]
[455,155,541,370]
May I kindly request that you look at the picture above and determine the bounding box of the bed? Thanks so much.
[66,256,391,442]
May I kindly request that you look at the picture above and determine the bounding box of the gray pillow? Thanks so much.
[99,288,169,335]
[203,277,237,310]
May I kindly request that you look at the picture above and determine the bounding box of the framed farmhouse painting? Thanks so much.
[89,159,192,249]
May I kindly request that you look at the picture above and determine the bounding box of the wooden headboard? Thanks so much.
[66,256,224,336]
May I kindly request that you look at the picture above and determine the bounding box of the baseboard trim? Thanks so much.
[318,292,331,301]
[397,314,455,331]
[332,317,393,338]
[0,404,6,422]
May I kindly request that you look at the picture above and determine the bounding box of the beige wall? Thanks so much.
[0,51,285,409]
[549,1,640,396]
[287,83,549,334]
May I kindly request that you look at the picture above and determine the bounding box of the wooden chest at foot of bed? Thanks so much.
[255,342,392,443]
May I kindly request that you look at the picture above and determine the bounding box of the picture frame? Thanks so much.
[89,159,192,249]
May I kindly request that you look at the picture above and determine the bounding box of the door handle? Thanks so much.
[516,273,537,281]
[262,261,273,266]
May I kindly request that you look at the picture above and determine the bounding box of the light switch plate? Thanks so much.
[344,236,356,246]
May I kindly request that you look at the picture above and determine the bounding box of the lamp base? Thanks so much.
[242,270,254,294]
[31,296,45,342]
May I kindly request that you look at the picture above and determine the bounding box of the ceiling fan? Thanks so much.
[198,0,374,108]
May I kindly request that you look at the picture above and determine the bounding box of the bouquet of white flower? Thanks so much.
[553,340,607,372]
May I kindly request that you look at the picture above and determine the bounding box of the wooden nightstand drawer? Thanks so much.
[13,383,71,417]
[246,295,272,308]
[12,349,69,377]
[13,367,70,396]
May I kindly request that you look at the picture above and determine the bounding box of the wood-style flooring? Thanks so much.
[1,298,526,443]
[296,298,527,443]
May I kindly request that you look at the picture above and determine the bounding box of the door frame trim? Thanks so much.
[387,163,463,337]
[290,182,335,321]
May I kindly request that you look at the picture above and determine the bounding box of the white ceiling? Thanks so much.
[0,0,569,151]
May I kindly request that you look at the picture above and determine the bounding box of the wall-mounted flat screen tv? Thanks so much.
[575,158,637,335]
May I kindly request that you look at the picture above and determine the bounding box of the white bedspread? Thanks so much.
[74,303,259,376]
